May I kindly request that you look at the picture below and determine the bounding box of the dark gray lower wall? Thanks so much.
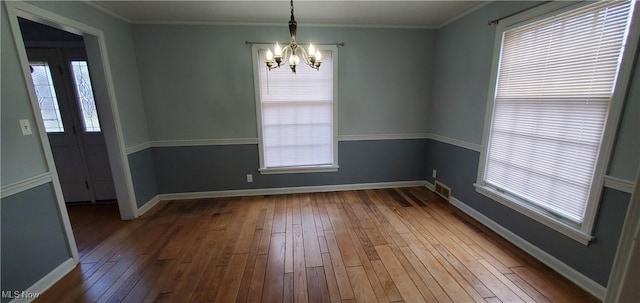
[152,139,429,194]
[425,139,630,287]
[128,148,159,208]
[1,183,71,301]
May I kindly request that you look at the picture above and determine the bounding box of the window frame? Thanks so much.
[251,44,339,175]
[476,1,640,245]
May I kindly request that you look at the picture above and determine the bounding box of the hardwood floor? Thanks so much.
[66,202,127,259]
[37,187,600,302]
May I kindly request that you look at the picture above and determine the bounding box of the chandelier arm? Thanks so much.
[297,47,314,67]
[282,47,291,66]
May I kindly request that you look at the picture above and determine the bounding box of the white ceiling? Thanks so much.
[94,1,490,28]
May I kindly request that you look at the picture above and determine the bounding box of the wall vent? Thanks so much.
[434,180,451,201]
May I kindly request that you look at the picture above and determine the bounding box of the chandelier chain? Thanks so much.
[290,0,294,19]
[263,0,321,73]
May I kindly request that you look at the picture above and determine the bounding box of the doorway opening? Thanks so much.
[18,18,125,257]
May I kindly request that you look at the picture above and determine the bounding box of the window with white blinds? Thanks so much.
[481,1,635,224]
[254,47,337,172]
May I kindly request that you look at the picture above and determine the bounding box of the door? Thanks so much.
[27,47,116,203]
[61,48,116,201]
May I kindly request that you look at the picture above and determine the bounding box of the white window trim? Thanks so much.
[476,1,640,245]
[251,44,339,175]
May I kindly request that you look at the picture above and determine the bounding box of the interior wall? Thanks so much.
[131,24,435,194]
[1,184,70,302]
[3,0,637,297]
[427,0,640,287]
[1,1,153,295]
[1,4,48,186]
[132,25,433,140]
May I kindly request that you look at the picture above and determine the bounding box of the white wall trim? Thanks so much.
[603,175,636,194]
[152,138,259,147]
[158,180,426,201]
[131,19,437,29]
[428,133,482,152]
[136,194,161,217]
[125,142,152,155]
[424,181,435,191]
[82,1,131,23]
[1,173,53,199]
[8,257,77,303]
[124,134,444,153]
[124,133,485,153]
[338,133,430,141]
[445,194,606,300]
[437,1,493,28]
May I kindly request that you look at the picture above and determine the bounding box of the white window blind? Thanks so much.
[257,49,335,169]
[485,0,634,223]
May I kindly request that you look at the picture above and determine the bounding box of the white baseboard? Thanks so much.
[425,180,435,191]
[136,195,161,217]
[9,258,77,303]
[158,180,427,201]
[445,194,606,300]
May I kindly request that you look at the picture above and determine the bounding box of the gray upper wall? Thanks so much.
[131,25,434,141]
[609,59,640,180]
[429,1,540,145]
[1,4,48,185]
[429,1,640,180]
[23,1,151,149]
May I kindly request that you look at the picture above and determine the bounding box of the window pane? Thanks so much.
[29,61,64,133]
[484,0,634,223]
[257,49,335,168]
[70,61,101,132]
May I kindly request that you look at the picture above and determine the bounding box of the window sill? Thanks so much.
[259,165,339,175]
[474,184,594,245]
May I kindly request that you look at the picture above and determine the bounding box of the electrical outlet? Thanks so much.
[19,119,32,135]
[432,169,437,178]
[246,174,253,183]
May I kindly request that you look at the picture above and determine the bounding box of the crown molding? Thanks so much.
[83,1,130,23]
[438,1,493,28]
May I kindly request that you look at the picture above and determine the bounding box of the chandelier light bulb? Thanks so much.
[290,54,300,65]
[315,50,322,62]
[266,49,274,61]
[308,43,316,57]
[274,43,283,57]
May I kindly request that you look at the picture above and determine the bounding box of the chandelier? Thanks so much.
[264,0,321,73]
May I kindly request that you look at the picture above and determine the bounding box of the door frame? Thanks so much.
[5,0,138,237]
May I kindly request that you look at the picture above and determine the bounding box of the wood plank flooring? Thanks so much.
[38,187,600,302]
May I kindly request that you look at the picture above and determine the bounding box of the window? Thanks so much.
[477,0,635,243]
[29,61,64,133]
[70,61,101,132]
[252,45,338,174]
